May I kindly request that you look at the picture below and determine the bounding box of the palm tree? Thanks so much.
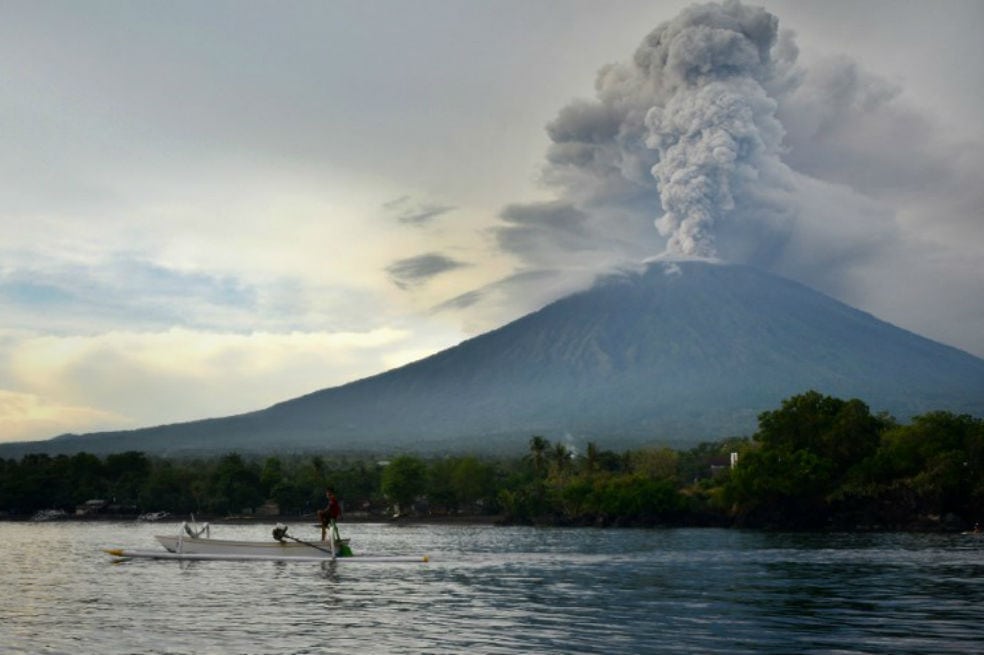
[529,436,549,476]
[585,441,599,476]
[552,442,571,475]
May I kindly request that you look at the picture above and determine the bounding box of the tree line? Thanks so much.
[1,390,981,531]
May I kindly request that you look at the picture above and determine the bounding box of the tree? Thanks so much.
[326,460,382,508]
[756,392,880,466]
[528,436,549,476]
[874,412,984,517]
[631,447,679,481]
[208,454,263,515]
[311,455,326,485]
[381,455,428,513]
[594,475,685,522]
[270,479,308,516]
[105,451,151,504]
[427,458,458,512]
[7,454,62,512]
[67,452,106,500]
[139,460,198,513]
[550,442,572,476]
[726,391,885,527]
[259,457,284,497]
[583,442,599,476]
[451,456,496,512]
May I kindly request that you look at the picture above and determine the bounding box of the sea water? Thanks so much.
[1,522,981,654]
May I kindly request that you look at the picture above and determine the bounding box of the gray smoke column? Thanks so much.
[493,0,936,321]
[483,1,984,358]
[500,0,802,270]
[641,1,786,257]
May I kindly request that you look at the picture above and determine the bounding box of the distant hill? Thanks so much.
[5,260,984,457]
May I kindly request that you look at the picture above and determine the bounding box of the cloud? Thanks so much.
[386,253,469,290]
[382,196,456,226]
[435,289,485,312]
[475,0,984,356]
[777,54,984,245]
[0,255,257,333]
[494,200,661,278]
[0,325,467,442]
[1,1,982,445]
[431,267,604,334]
[435,268,559,312]
[508,1,808,264]
[496,201,594,255]
[0,389,128,442]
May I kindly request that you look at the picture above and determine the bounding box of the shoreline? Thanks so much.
[0,512,505,526]
[2,513,977,533]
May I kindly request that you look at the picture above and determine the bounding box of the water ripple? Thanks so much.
[2,523,983,654]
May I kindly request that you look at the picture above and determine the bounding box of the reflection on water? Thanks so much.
[1,522,982,654]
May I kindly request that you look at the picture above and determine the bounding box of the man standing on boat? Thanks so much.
[318,488,342,542]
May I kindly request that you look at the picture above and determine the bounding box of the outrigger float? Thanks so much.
[104,519,429,564]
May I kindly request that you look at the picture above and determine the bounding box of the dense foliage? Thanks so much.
[1,391,981,531]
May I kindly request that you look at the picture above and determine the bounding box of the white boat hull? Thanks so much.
[155,535,348,557]
[105,548,429,563]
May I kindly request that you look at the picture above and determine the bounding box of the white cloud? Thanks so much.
[0,325,464,442]
[0,389,128,442]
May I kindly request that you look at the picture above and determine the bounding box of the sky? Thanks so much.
[1,0,982,443]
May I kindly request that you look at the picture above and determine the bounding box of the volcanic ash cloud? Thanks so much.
[507,0,808,270]
[638,2,788,257]
[492,0,937,320]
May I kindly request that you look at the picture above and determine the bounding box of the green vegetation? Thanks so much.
[1,391,981,531]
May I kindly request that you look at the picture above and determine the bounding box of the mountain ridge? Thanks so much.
[5,261,984,457]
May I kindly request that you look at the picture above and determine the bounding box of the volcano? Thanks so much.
[8,261,984,456]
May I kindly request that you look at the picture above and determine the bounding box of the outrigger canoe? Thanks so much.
[104,520,429,564]
[104,548,429,563]
[154,533,353,557]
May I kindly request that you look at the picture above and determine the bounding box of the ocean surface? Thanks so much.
[1,521,982,654]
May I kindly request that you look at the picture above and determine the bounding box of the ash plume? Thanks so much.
[642,3,786,257]
[477,0,983,356]
[496,0,910,281]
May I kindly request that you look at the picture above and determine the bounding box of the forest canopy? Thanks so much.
[2,391,981,531]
